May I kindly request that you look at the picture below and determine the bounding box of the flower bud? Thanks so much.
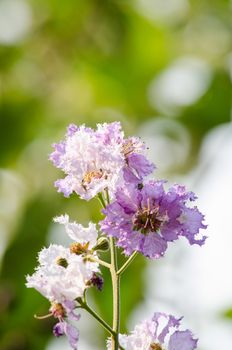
[76,297,83,304]
[93,237,109,252]
[86,273,104,291]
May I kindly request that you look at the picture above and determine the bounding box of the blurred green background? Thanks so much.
[0,0,231,349]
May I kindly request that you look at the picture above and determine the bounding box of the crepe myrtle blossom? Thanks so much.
[107,312,198,350]
[100,181,207,259]
[49,122,154,200]
[26,244,99,303]
[49,123,124,200]
[52,300,80,350]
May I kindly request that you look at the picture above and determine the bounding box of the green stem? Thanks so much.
[97,189,121,349]
[79,300,115,336]
[89,256,111,269]
[105,187,110,205]
[110,237,120,350]
[97,193,106,209]
[117,252,138,276]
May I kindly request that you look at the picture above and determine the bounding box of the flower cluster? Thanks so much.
[26,217,101,349]
[26,121,207,350]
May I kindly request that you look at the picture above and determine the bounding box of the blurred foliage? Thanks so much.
[0,0,231,349]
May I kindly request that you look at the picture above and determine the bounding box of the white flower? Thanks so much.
[50,122,155,200]
[26,244,98,303]
[50,124,124,200]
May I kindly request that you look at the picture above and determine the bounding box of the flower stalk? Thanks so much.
[78,298,115,336]
[117,251,138,276]
[110,236,120,350]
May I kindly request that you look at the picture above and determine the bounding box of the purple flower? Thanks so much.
[107,312,198,350]
[100,181,207,259]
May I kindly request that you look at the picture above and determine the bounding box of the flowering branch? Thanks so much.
[26,121,206,350]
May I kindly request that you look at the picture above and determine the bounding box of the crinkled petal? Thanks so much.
[50,142,66,168]
[141,233,168,259]
[54,214,98,248]
[157,315,182,343]
[64,322,79,350]
[168,330,198,350]
[127,153,155,179]
[55,177,75,198]
[53,322,65,337]
[178,207,207,246]
[67,124,79,137]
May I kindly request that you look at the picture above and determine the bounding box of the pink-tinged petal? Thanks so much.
[123,167,141,184]
[115,185,140,214]
[54,177,74,197]
[158,315,182,343]
[178,207,207,246]
[63,300,81,321]
[53,322,64,337]
[141,233,167,259]
[168,330,198,350]
[64,322,79,350]
[49,141,66,168]
[127,153,155,178]
[67,124,79,137]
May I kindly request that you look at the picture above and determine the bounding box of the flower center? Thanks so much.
[122,139,136,158]
[82,169,104,190]
[132,199,164,234]
[50,303,65,318]
[150,343,163,350]
[70,242,90,255]
[56,257,68,268]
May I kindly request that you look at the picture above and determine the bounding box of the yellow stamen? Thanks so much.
[150,343,163,350]
[82,169,104,190]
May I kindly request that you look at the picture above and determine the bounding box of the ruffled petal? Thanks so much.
[168,330,198,350]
